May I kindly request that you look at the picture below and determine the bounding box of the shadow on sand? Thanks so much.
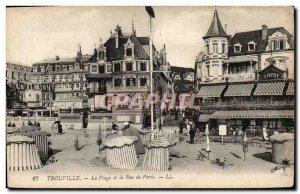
[253,152,273,163]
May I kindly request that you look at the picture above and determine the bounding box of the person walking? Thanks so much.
[189,121,196,144]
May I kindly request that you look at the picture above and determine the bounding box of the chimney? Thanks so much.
[262,25,268,40]
[114,25,122,49]
[55,56,60,60]
[225,24,227,33]
[164,44,166,50]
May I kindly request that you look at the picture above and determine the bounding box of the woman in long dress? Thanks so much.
[121,122,148,155]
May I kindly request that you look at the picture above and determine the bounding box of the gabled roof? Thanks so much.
[203,10,228,39]
[228,27,294,56]
[104,34,150,61]
[259,63,284,74]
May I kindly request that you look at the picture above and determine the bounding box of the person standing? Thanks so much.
[179,120,184,134]
[121,122,150,155]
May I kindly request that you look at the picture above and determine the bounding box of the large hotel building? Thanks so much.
[28,25,172,124]
[195,10,295,132]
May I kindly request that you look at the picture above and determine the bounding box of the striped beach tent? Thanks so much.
[26,131,51,161]
[7,136,43,171]
[142,137,176,171]
[104,135,138,169]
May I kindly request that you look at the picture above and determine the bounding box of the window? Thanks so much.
[107,65,112,72]
[222,43,226,53]
[248,43,255,51]
[140,78,147,86]
[126,78,136,86]
[206,65,210,76]
[99,66,105,73]
[234,45,241,53]
[279,40,284,50]
[92,65,97,72]
[56,66,60,71]
[126,48,132,56]
[271,40,276,51]
[126,63,133,71]
[213,44,218,53]
[99,80,105,90]
[69,66,73,71]
[114,78,122,86]
[76,83,80,88]
[206,45,209,54]
[12,72,14,79]
[140,62,147,71]
[114,63,121,72]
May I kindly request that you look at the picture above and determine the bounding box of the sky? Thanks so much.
[6,6,294,68]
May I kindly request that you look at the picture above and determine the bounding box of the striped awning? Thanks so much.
[253,82,285,96]
[210,110,294,119]
[286,82,294,95]
[198,114,210,122]
[224,84,254,97]
[196,85,226,98]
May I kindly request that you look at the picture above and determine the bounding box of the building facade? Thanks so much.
[6,63,32,102]
[195,10,295,133]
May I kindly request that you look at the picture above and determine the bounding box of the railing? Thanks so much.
[224,72,255,81]
[107,85,149,92]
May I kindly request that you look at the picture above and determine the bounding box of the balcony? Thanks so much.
[107,85,149,93]
[86,73,112,79]
[225,72,256,81]
[86,87,107,95]
[54,88,72,92]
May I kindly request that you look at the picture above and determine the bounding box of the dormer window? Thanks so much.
[248,41,256,51]
[234,43,242,53]
[126,48,132,56]
[268,31,288,51]
[99,51,105,59]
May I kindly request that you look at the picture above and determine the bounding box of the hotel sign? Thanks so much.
[259,64,284,80]
[262,72,281,79]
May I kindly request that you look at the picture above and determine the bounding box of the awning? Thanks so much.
[196,85,226,98]
[253,82,285,96]
[210,110,294,119]
[224,84,254,97]
[286,82,294,95]
[198,114,210,122]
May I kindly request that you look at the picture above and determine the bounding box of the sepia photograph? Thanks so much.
[5,5,295,189]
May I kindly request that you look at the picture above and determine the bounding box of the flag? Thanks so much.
[145,6,155,18]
